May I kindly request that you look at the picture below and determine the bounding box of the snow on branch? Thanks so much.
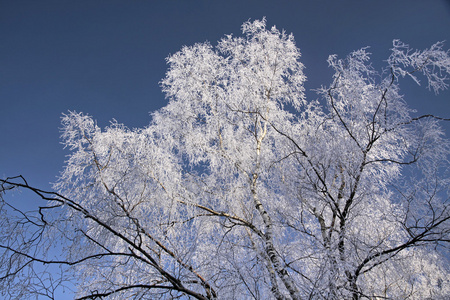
[388,40,450,93]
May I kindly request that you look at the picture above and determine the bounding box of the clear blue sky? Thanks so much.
[1,0,450,198]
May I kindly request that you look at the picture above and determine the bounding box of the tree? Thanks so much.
[1,18,450,299]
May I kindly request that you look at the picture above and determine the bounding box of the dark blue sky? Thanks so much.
[1,0,450,194]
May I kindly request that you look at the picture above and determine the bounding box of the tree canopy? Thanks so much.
[1,19,450,299]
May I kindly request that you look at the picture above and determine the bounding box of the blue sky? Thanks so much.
[1,0,450,208]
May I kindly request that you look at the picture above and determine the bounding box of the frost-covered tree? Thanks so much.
[1,19,450,299]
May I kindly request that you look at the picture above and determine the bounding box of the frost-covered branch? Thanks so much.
[388,40,450,93]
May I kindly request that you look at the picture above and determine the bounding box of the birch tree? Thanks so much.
[1,19,450,299]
